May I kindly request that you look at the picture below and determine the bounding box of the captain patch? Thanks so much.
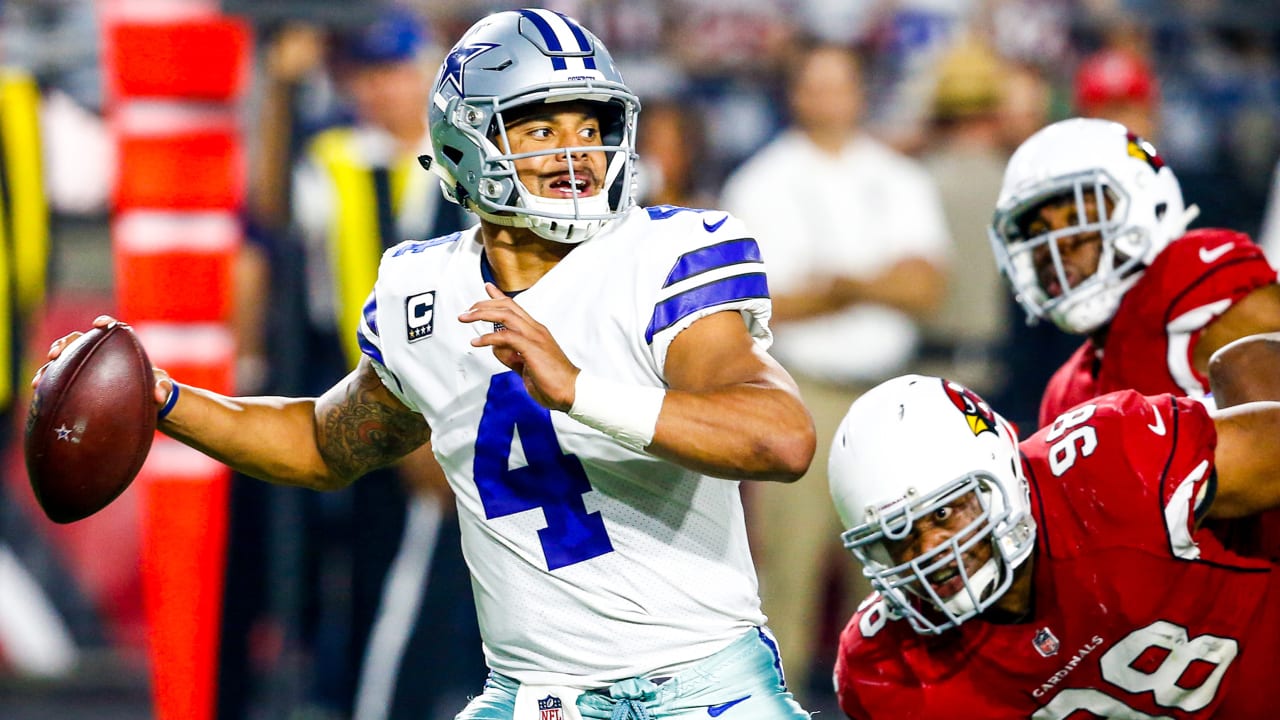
[406,291,436,342]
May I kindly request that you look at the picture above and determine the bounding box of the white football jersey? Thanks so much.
[358,205,773,687]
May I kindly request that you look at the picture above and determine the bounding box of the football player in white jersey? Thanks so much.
[39,9,816,720]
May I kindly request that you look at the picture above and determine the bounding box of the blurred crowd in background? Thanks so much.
[3,0,1280,719]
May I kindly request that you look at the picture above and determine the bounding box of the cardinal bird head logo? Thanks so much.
[1126,132,1164,171]
[942,379,998,437]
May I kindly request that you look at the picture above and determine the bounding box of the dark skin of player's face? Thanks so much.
[885,491,1034,619]
[1025,193,1111,298]
[479,102,611,291]
[495,101,607,202]
[885,494,995,599]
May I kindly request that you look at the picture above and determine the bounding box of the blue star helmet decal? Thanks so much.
[440,42,498,95]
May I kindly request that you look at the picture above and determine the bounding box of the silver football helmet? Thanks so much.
[426,9,640,243]
[989,118,1198,334]
[829,375,1035,634]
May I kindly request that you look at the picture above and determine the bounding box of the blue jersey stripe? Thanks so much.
[358,332,407,397]
[361,290,380,337]
[357,326,385,366]
[663,238,762,287]
[354,291,407,396]
[519,10,568,70]
[646,273,769,343]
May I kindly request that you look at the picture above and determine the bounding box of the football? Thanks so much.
[24,322,157,523]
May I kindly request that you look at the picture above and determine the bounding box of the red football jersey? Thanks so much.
[1039,229,1275,428]
[835,390,1278,719]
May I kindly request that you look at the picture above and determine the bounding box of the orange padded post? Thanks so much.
[105,18,250,102]
[133,323,236,395]
[133,323,235,720]
[114,123,243,211]
[113,212,241,324]
[136,439,231,720]
[101,4,249,719]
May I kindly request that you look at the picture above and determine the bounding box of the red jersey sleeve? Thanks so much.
[1162,229,1276,325]
[1031,390,1220,559]
[1039,229,1275,426]
[1156,231,1275,390]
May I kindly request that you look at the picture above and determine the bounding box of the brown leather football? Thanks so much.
[24,323,157,523]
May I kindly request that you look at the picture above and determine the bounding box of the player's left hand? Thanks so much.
[460,283,578,411]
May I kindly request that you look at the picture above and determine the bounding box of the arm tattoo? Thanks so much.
[316,362,430,481]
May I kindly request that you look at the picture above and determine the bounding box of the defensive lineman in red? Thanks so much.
[828,354,1280,718]
[986,118,1280,428]
[1036,220,1277,428]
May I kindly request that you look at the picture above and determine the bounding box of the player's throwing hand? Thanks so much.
[460,283,579,411]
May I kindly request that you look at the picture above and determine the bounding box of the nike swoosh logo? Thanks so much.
[1147,400,1166,436]
[702,215,728,233]
[708,696,751,717]
[1199,242,1235,263]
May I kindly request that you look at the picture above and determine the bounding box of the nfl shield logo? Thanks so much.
[538,694,564,720]
[1033,627,1060,657]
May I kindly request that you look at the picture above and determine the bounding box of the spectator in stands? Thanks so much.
[719,39,951,703]
[1074,46,1159,140]
[635,98,715,209]
[918,35,1011,396]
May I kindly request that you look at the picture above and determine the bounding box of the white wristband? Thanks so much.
[568,372,665,452]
